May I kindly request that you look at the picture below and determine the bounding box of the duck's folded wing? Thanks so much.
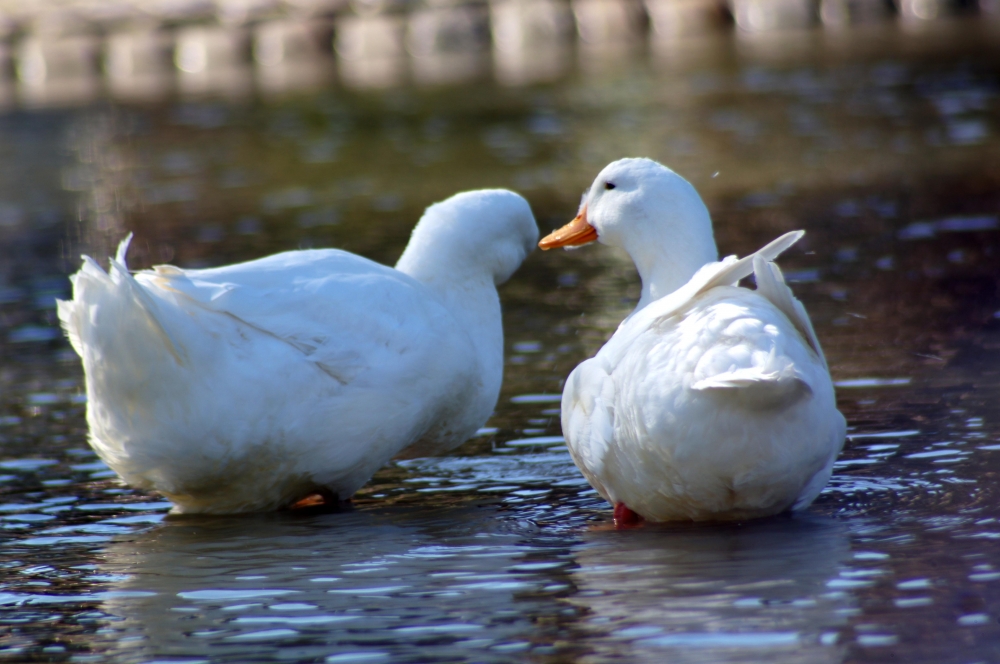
[691,230,804,295]
[751,253,827,369]
[137,248,473,389]
[690,346,813,410]
[617,230,823,410]
[603,231,806,364]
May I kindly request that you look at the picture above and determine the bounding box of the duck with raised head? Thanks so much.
[59,189,538,515]
[540,158,845,524]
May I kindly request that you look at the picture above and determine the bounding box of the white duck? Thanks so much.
[58,189,538,515]
[540,158,845,524]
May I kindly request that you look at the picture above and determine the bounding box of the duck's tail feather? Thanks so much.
[752,252,827,369]
[110,257,186,366]
[58,234,186,368]
[619,231,805,338]
[696,230,804,295]
[114,233,133,267]
[57,255,110,357]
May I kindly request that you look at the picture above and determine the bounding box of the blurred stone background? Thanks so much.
[0,0,991,106]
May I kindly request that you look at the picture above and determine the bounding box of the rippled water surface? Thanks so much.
[3,20,1000,663]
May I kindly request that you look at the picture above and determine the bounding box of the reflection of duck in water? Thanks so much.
[58,190,538,514]
[94,511,428,661]
[92,505,563,661]
[568,516,852,663]
[540,158,845,523]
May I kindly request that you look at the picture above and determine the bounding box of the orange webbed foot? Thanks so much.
[287,489,349,513]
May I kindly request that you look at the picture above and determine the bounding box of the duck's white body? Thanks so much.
[542,159,845,522]
[58,190,538,514]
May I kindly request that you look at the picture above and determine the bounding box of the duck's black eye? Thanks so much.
[604,182,616,190]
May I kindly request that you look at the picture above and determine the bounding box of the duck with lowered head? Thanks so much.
[540,158,845,525]
[59,189,538,514]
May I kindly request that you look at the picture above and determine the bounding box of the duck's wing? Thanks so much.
[132,239,476,391]
[603,231,806,365]
[751,252,827,369]
[609,231,824,411]
[690,230,805,296]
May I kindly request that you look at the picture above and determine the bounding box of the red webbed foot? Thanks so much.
[613,502,643,528]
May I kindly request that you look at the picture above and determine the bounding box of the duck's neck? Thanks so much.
[622,225,718,312]
[397,266,504,396]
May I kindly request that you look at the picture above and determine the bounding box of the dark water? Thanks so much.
[3,20,1000,663]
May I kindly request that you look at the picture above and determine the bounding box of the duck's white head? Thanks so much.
[396,189,538,287]
[539,158,718,307]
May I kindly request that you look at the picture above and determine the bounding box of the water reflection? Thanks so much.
[91,504,578,662]
[570,517,852,663]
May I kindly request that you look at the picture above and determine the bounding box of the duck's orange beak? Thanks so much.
[538,204,598,250]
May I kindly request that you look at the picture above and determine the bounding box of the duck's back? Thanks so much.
[562,244,845,522]
[146,249,459,390]
[61,245,484,513]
